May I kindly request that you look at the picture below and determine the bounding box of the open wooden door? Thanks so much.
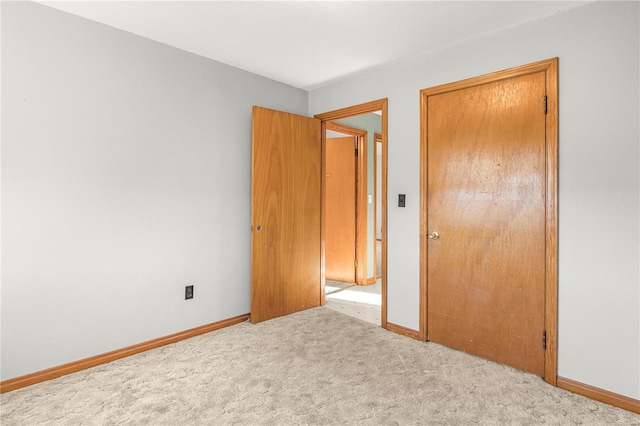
[325,136,357,283]
[251,106,322,324]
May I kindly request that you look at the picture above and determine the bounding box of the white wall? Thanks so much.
[1,1,307,380]
[309,1,640,400]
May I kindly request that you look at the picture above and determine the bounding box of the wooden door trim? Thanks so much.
[315,99,388,327]
[326,121,367,285]
[316,99,387,121]
[557,377,640,414]
[0,313,250,393]
[372,133,383,284]
[543,58,559,386]
[326,121,365,137]
[320,122,327,306]
[419,58,558,384]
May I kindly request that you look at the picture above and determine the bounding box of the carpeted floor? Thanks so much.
[1,307,638,425]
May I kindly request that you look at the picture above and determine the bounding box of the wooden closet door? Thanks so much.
[426,72,547,375]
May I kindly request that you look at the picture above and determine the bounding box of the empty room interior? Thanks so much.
[1,0,639,423]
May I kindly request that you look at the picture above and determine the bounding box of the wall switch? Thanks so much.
[185,285,194,300]
[398,194,406,207]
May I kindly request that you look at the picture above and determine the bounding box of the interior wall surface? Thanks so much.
[309,1,640,399]
[1,1,307,380]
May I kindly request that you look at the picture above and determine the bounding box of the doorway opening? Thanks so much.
[324,122,366,287]
[249,100,387,327]
[315,100,388,327]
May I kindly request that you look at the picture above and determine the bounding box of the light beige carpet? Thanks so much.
[1,307,638,425]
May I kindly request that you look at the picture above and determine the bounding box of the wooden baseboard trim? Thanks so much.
[0,313,250,394]
[557,376,640,414]
[386,322,420,340]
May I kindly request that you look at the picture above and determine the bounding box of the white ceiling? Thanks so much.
[38,1,590,90]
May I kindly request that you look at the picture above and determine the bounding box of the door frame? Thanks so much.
[326,122,367,286]
[418,58,558,384]
[373,133,387,282]
[373,133,383,284]
[315,99,388,326]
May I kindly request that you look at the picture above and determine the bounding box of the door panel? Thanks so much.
[325,137,356,282]
[251,106,321,324]
[427,72,546,375]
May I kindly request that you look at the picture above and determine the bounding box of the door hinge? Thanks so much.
[543,95,548,115]
[542,330,547,350]
[355,140,359,157]
[354,260,358,268]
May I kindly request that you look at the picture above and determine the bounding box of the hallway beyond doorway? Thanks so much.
[325,280,381,325]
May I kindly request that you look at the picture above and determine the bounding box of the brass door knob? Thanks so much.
[427,231,439,240]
